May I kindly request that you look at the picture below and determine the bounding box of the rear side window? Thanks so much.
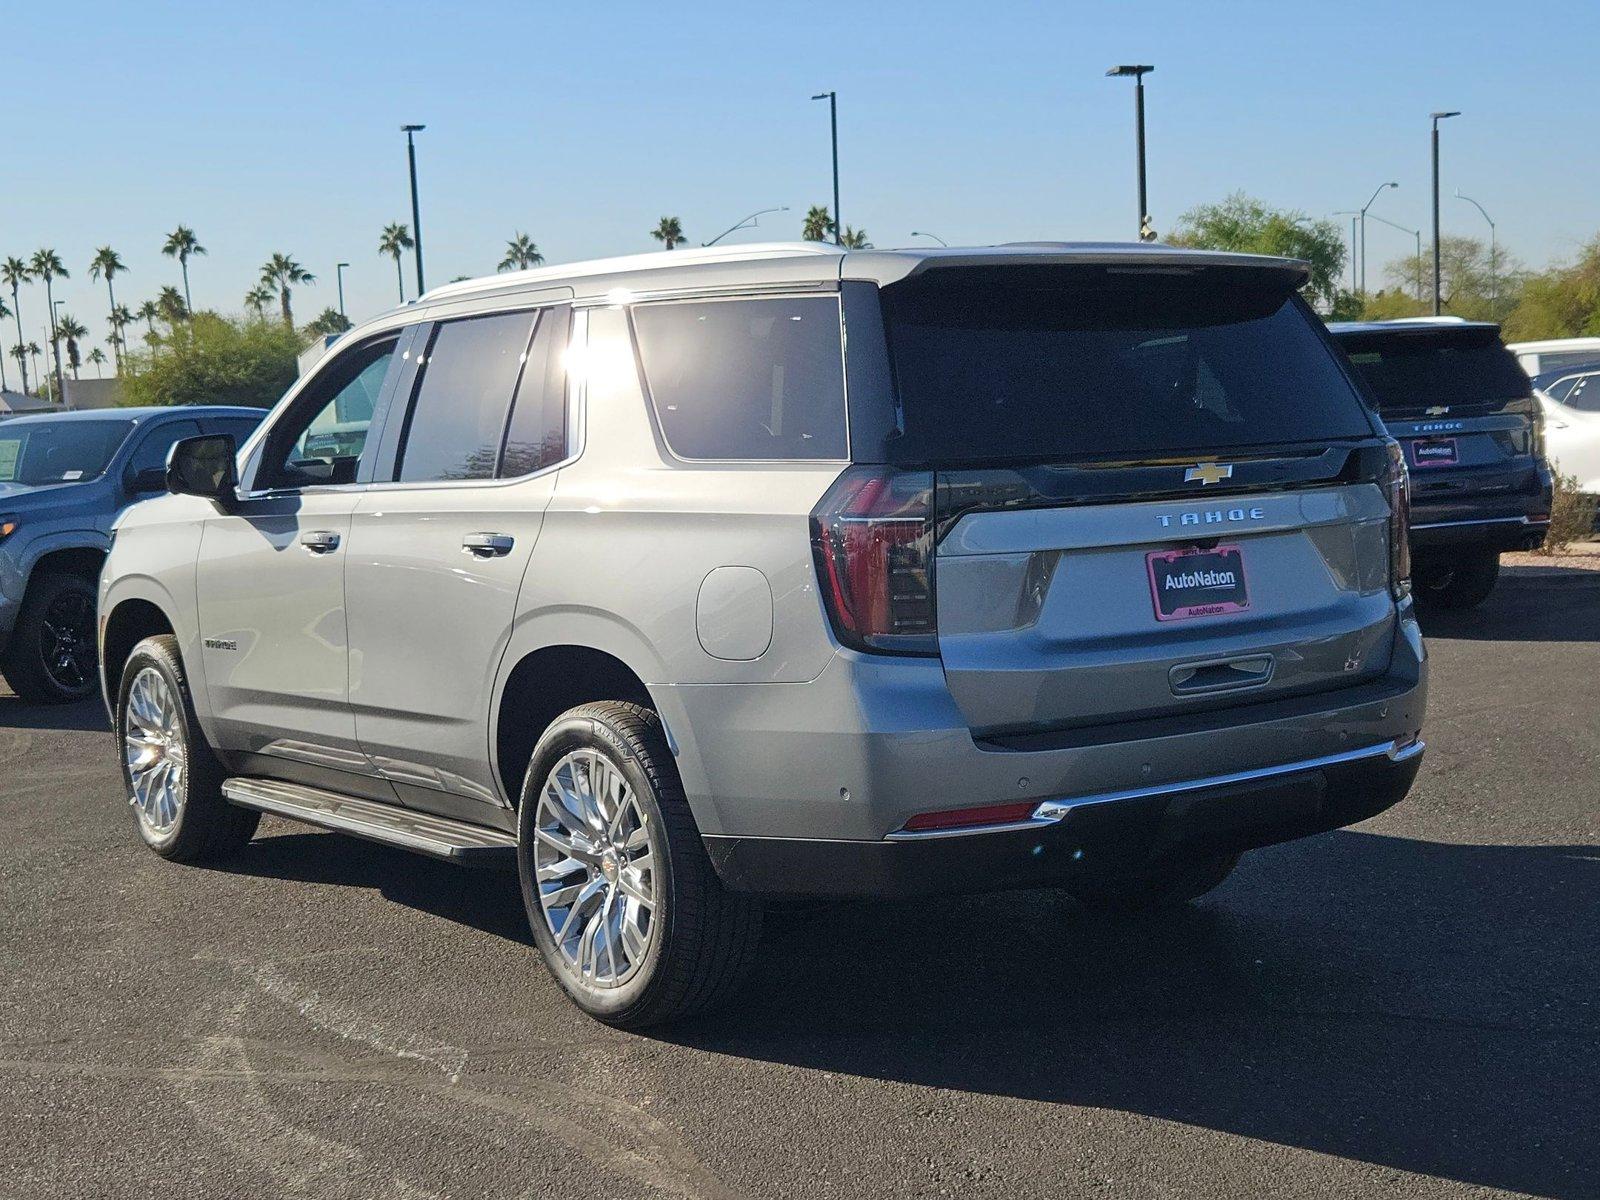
[500,305,572,477]
[632,295,848,460]
[395,311,535,482]
[1340,328,1530,411]
[1564,376,1600,413]
[879,266,1374,464]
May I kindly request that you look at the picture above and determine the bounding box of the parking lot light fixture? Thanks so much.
[1106,65,1155,239]
[335,262,350,318]
[910,231,948,246]
[702,207,789,247]
[1366,212,1424,302]
[1430,111,1460,314]
[402,125,426,296]
[1333,211,1360,295]
[811,92,840,246]
[1359,181,1399,295]
[1455,190,1497,315]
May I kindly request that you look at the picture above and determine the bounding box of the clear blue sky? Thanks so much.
[5,0,1595,363]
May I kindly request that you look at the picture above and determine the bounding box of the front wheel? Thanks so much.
[517,702,762,1028]
[1065,853,1241,913]
[0,572,100,704]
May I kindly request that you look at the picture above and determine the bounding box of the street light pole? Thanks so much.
[1366,212,1424,303]
[1334,212,1360,294]
[910,231,948,246]
[1107,65,1155,239]
[335,262,349,319]
[811,92,840,245]
[1358,181,1399,295]
[1455,190,1497,317]
[1430,111,1460,315]
[401,124,426,296]
[702,207,789,247]
[51,299,64,404]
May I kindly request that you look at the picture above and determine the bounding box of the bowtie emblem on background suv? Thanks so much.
[1184,462,1234,486]
[1425,405,1451,416]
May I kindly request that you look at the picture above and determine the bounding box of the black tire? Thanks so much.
[0,572,100,704]
[516,701,762,1028]
[1065,853,1241,914]
[116,634,259,862]
[1413,547,1500,610]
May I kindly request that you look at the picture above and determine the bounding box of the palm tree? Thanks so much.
[498,233,544,272]
[839,226,871,249]
[29,249,68,397]
[88,247,128,371]
[1,258,30,392]
[24,342,42,395]
[261,253,314,328]
[109,304,134,364]
[156,286,188,327]
[9,345,25,391]
[305,307,352,337]
[135,300,159,344]
[0,296,9,390]
[161,225,206,312]
[56,314,87,380]
[802,205,836,242]
[377,223,414,302]
[244,284,275,319]
[87,347,108,378]
[650,217,687,250]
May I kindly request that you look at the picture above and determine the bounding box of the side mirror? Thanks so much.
[165,434,239,511]
[125,466,167,494]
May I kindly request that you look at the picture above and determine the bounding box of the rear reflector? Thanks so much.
[901,800,1040,833]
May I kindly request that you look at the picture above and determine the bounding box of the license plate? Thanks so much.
[1409,437,1458,468]
[1147,545,1250,621]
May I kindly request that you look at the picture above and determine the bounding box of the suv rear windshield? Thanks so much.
[879,265,1373,465]
[1335,326,1531,412]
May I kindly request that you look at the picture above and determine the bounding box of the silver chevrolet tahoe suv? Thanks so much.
[100,242,1428,1027]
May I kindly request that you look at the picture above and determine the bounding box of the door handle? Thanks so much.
[462,532,514,558]
[300,530,341,554]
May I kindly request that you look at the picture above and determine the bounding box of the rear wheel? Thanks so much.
[517,701,762,1028]
[1065,853,1241,913]
[1414,547,1500,610]
[0,572,99,704]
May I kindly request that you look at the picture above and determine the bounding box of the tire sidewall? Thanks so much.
[517,710,677,1021]
[12,573,98,703]
[116,641,196,855]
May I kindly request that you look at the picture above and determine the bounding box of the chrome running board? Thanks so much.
[221,777,516,867]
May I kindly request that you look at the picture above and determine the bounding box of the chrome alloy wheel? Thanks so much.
[533,749,658,990]
[123,667,187,836]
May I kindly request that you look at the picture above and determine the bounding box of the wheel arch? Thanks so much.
[100,595,178,710]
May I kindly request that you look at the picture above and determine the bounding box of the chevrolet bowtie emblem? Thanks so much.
[1425,406,1450,416]
[1184,463,1234,486]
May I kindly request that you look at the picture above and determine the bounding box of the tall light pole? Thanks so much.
[1366,212,1424,302]
[335,262,350,320]
[51,299,64,404]
[1455,190,1497,317]
[1430,111,1460,314]
[910,231,948,246]
[811,92,840,245]
[1334,211,1360,295]
[1358,181,1398,295]
[1107,65,1155,240]
[401,124,426,295]
[702,206,789,247]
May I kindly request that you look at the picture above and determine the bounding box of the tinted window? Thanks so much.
[396,311,535,482]
[880,266,1373,464]
[128,420,201,481]
[1340,329,1530,412]
[0,419,134,485]
[500,305,572,477]
[207,415,267,445]
[632,296,847,460]
[261,337,397,488]
[1565,376,1600,413]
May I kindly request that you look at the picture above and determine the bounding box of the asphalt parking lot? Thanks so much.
[1,565,1596,1200]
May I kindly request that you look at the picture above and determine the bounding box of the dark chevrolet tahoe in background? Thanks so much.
[1329,319,1552,609]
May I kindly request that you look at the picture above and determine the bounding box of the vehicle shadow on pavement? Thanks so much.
[0,695,110,732]
[671,830,1600,1200]
[1419,567,1600,643]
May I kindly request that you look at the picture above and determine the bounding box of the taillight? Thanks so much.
[811,467,937,655]
[1383,440,1412,600]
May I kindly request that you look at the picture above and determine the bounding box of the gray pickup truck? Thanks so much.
[0,406,265,702]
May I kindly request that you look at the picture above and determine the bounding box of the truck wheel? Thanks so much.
[517,701,763,1028]
[0,572,100,704]
[1414,547,1500,610]
[1065,853,1241,913]
[117,634,259,861]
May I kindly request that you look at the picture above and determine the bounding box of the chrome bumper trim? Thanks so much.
[1410,516,1547,530]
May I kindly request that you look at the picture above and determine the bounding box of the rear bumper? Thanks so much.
[1410,514,1549,552]
[1408,460,1553,551]
[704,738,1424,897]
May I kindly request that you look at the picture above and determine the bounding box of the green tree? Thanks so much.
[839,226,871,249]
[0,296,8,390]
[650,217,686,250]
[2,257,31,392]
[87,347,108,377]
[135,300,159,344]
[499,232,544,271]
[24,342,42,395]
[161,225,206,312]
[156,286,189,327]
[29,248,68,396]
[122,312,301,409]
[56,313,87,379]
[304,307,352,337]
[88,246,128,372]
[1168,193,1346,308]
[244,284,275,319]
[8,344,25,391]
[802,205,835,242]
[260,253,314,328]
[1500,236,1600,341]
[377,223,414,301]
[1380,234,1519,321]
[109,304,135,364]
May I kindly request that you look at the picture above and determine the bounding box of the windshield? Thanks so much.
[1337,328,1531,412]
[0,419,136,486]
[879,265,1374,464]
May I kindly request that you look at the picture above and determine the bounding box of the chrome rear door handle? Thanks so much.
[300,530,341,554]
[462,532,514,558]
